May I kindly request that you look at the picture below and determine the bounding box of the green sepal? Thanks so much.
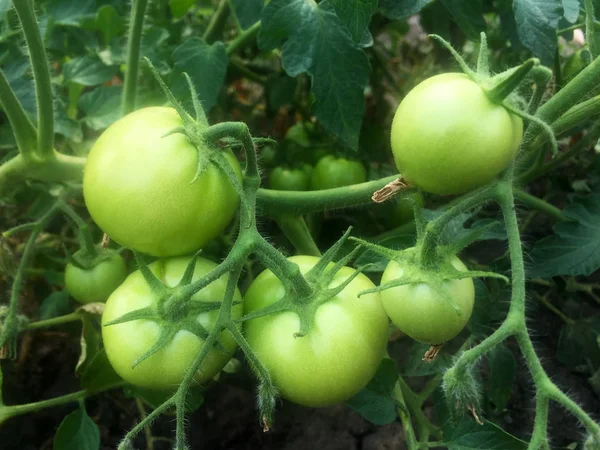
[476,32,489,76]
[504,102,558,156]
[133,251,169,295]
[132,327,177,368]
[307,227,353,278]
[181,71,208,127]
[428,34,476,80]
[349,236,399,262]
[102,306,157,327]
[178,251,202,287]
[484,58,538,104]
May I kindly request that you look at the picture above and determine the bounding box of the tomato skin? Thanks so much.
[244,256,389,407]
[310,156,367,190]
[102,256,242,390]
[269,167,311,191]
[391,73,523,195]
[65,251,127,304]
[380,256,475,345]
[83,107,242,257]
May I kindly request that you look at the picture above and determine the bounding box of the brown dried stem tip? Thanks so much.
[372,178,409,203]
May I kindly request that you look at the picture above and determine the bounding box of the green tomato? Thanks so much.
[260,144,277,168]
[269,166,311,191]
[83,107,242,257]
[380,256,475,345]
[102,256,242,390]
[391,73,523,195]
[65,250,127,304]
[244,255,389,407]
[563,48,588,82]
[310,156,367,190]
[285,123,313,147]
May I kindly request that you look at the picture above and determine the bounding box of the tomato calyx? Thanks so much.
[66,246,122,271]
[239,228,366,337]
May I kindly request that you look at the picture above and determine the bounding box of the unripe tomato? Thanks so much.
[83,107,242,257]
[391,73,523,195]
[244,256,389,407]
[65,250,127,304]
[380,256,475,345]
[310,156,367,190]
[102,256,242,390]
[269,166,311,191]
[563,48,588,82]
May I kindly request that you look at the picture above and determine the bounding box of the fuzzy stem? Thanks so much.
[25,311,82,330]
[13,0,54,158]
[203,0,230,43]
[122,0,149,115]
[275,214,321,256]
[513,188,568,222]
[226,21,261,56]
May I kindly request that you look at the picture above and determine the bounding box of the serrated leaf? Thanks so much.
[79,85,122,130]
[170,0,196,17]
[403,341,452,377]
[513,0,562,65]
[259,0,370,150]
[80,349,122,391]
[379,0,434,19]
[557,317,600,371]
[53,406,100,450]
[562,0,580,23]
[486,344,516,412]
[39,291,71,321]
[528,195,600,277]
[171,37,228,112]
[443,420,527,449]
[441,0,487,39]
[346,358,398,425]
[47,0,97,27]
[329,0,378,44]
[231,0,263,29]
[95,5,124,46]
[63,56,118,86]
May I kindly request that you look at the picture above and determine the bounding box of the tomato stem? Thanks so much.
[275,214,322,256]
[121,0,149,116]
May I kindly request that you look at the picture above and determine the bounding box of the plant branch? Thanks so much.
[275,214,321,256]
[122,0,149,115]
[203,0,230,43]
[226,21,261,56]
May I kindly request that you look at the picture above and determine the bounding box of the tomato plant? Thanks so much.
[310,155,367,190]
[244,255,389,407]
[65,250,127,304]
[391,73,523,195]
[83,107,242,257]
[380,256,475,345]
[102,256,242,390]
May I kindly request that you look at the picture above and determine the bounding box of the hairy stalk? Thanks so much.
[275,214,321,256]
[203,0,230,43]
[13,0,54,158]
[122,0,150,115]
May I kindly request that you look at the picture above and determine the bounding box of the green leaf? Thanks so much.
[486,344,516,412]
[513,0,562,65]
[443,420,527,449]
[63,56,118,86]
[3,59,35,115]
[346,358,398,425]
[171,37,228,113]
[231,0,263,29]
[80,349,122,391]
[528,195,600,277]
[259,0,371,150]
[379,0,434,19]
[440,0,487,39]
[47,0,97,27]
[403,341,451,377]
[79,85,123,131]
[329,0,378,45]
[95,5,124,46]
[557,317,600,371]
[562,0,580,23]
[170,0,196,18]
[39,291,71,321]
[0,0,12,15]
[53,405,100,450]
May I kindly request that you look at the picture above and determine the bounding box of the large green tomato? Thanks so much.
[102,256,242,390]
[391,73,523,195]
[380,256,474,345]
[83,107,242,257]
[65,250,127,304]
[310,156,367,190]
[269,166,311,191]
[244,256,389,407]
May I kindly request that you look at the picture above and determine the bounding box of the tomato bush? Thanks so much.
[65,250,127,304]
[380,256,475,345]
[244,255,389,407]
[102,256,242,390]
[310,156,367,190]
[83,107,242,257]
[390,73,523,195]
